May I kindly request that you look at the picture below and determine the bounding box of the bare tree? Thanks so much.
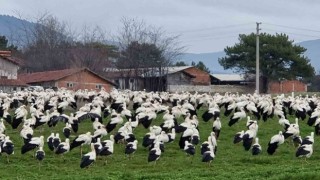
[10,13,117,74]
[16,13,74,72]
[116,17,184,66]
[114,17,185,91]
[69,25,118,74]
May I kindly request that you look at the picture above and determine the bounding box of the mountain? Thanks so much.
[298,39,320,72]
[0,15,36,46]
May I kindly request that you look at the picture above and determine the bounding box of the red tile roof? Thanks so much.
[0,51,11,56]
[0,79,28,86]
[183,67,210,85]
[3,56,22,65]
[0,51,21,65]
[19,68,116,86]
[19,68,81,83]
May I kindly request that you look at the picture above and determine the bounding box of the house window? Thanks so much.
[67,82,74,88]
[96,84,102,89]
[130,78,134,83]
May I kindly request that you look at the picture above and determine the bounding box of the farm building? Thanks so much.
[210,73,307,94]
[268,80,307,93]
[0,51,28,92]
[104,66,211,92]
[104,68,144,91]
[210,73,253,85]
[175,66,211,85]
[163,66,211,92]
[19,68,116,92]
[209,73,255,94]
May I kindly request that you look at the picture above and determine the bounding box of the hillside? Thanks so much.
[0,15,35,46]
[298,39,320,72]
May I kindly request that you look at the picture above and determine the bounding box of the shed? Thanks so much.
[19,68,116,92]
[104,66,211,92]
[104,68,144,91]
[210,74,251,85]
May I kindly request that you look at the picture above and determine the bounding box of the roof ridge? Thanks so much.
[19,68,116,86]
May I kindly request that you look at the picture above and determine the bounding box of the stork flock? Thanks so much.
[0,88,318,168]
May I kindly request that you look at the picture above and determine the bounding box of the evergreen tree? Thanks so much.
[174,61,188,66]
[191,61,210,73]
[219,33,315,92]
[0,35,18,51]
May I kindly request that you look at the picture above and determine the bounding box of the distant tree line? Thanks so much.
[2,14,184,77]
[174,61,211,73]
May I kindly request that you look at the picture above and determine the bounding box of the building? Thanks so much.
[164,66,211,92]
[210,74,253,85]
[19,68,116,92]
[104,66,211,92]
[210,73,307,94]
[268,80,307,94]
[104,68,144,91]
[0,51,27,92]
[210,73,255,94]
[169,66,211,86]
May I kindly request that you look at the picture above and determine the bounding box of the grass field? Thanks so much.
[1,106,319,180]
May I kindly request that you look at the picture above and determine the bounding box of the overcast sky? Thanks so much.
[1,0,320,53]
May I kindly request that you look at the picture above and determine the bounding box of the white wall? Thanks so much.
[167,85,213,93]
[0,57,19,79]
[167,84,255,93]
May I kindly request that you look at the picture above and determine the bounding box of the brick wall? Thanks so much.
[269,80,307,93]
[57,71,114,92]
[183,67,211,85]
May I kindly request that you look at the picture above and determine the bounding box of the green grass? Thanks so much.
[1,107,319,180]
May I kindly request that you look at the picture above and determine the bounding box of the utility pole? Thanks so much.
[256,22,261,94]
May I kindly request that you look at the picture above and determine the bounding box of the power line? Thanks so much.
[181,28,254,41]
[263,22,320,33]
[171,22,320,45]
[183,34,240,42]
[168,22,254,34]
[173,22,320,48]
[263,28,320,39]
[182,28,252,38]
